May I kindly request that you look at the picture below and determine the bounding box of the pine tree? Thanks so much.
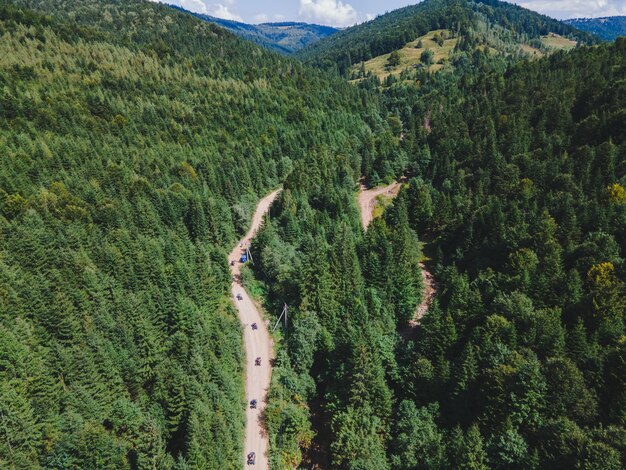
[460,425,489,470]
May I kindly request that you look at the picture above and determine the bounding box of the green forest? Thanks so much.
[254,38,626,469]
[0,0,625,469]
[0,0,398,467]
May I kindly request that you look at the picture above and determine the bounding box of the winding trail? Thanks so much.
[228,189,281,470]
[358,182,436,325]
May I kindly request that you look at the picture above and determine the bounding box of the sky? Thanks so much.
[155,0,626,27]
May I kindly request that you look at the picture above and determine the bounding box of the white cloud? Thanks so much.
[211,3,243,21]
[157,0,242,21]
[253,13,287,24]
[299,0,358,27]
[253,13,269,23]
[516,0,626,19]
[183,0,207,14]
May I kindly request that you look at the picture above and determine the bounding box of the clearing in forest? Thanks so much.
[358,182,402,229]
[351,29,458,81]
[541,33,577,50]
[350,29,576,84]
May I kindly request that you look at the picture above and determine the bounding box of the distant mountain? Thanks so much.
[298,0,597,74]
[564,16,626,41]
[170,6,338,54]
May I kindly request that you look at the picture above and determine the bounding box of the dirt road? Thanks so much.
[358,182,402,229]
[228,189,281,470]
[358,181,435,325]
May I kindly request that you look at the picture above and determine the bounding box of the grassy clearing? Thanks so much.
[353,29,458,81]
[351,30,575,84]
[541,33,577,50]
[519,43,545,58]
[371,194,396,219]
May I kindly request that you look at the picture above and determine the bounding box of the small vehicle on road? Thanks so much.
[247,452,255,465]
[255,357,261,366]
[236,293,243,301]
[251,323,258,330]
[250,399,257,409]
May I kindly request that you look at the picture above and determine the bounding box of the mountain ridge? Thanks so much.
[564,16,626,41]
[168,5,338,54]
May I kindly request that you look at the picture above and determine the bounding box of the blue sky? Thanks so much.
[155,0,626,27]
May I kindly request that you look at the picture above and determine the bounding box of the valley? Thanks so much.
[0,1,624,469]
[173,7,338,54]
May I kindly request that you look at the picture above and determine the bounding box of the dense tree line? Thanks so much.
[343,37,626,470]
[381,39,626,468]
[0,0,401,467]
[251,151,424,468]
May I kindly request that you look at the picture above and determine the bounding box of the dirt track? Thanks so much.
[228,189,281,470]
[358,182,402,229]
[410,262,437,325]
[358,182,435,325]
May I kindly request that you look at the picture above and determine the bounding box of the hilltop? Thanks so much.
[565,16,626,41]
[297,0,596,75]
[348,28,578,83]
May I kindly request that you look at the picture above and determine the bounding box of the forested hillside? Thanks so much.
[373,38,626,468]
[0,0,401,467]
[298,0,596,75]
[1,0,625,468]
[255,20,626,470]
[249,157,423,468]
[170,6,338,54]
[565,16,626,41]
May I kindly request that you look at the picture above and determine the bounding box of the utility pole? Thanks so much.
[272,303,288,332]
